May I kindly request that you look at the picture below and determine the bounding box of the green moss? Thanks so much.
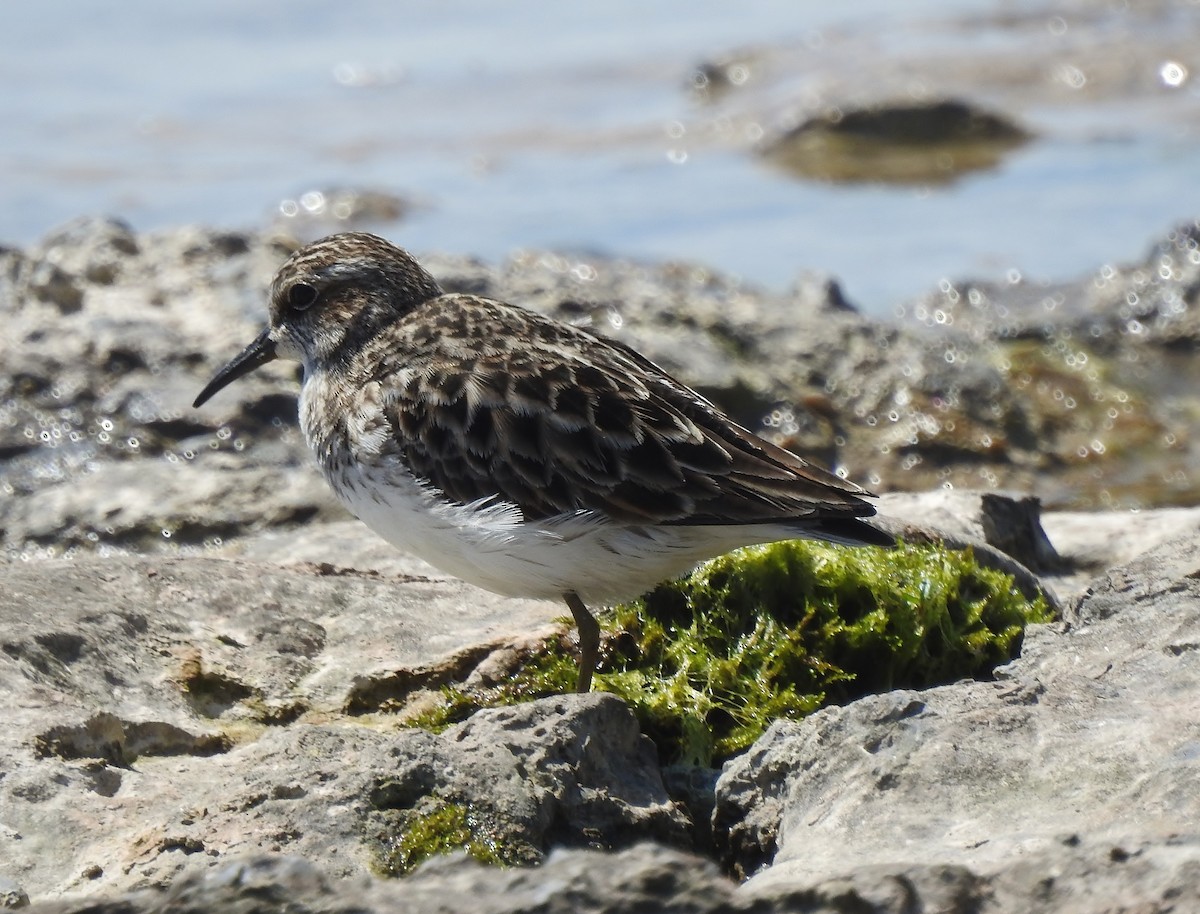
[604,540,1051,763]
[407,648,579,734]
[413,540,1052,767]
[405,688,484,734]
[373,798,514,876]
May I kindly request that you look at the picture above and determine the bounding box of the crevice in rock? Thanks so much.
[176,653,309,726]
[124,720,232,758]
[35,712,231,767]
[662,764,720,856]
[3,633,88,677]
[34,631,87,664]
[179,665,256,718]
[343,642,501,715]
[256,701,309,726]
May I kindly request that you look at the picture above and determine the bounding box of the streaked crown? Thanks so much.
[267,232,444,367]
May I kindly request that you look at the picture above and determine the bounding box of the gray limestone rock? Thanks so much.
[0,555,691,899]
[714,527,1200,911]
[0,459,345,556]
[367,694,690,869]
[6,515,1200,911]
[0,876,29,910]
[24,846,744,914]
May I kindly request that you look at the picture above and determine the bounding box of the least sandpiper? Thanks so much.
[194,233,892,692]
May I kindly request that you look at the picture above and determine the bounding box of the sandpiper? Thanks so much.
[194,233,892,691]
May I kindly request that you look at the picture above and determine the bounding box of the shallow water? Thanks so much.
[4,0,1198,314]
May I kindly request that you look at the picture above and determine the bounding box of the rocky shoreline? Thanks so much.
[2,219,1199,912]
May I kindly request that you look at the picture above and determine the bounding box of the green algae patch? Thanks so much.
[405,650,581,735]
[602,540,1051,764]
[371,798,523,877]
[414,540,1052,766]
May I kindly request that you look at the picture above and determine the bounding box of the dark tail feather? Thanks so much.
[810,516,897,549]
[799,512,1059,612]
[861,511,1061,612]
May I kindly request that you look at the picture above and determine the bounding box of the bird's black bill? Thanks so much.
[192,327,277,408]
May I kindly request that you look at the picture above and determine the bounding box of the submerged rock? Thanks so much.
[761,99,1031,185]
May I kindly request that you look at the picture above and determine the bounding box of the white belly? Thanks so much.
[324,455,789,605]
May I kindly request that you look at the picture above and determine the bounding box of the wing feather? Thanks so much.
[375,294,878,526]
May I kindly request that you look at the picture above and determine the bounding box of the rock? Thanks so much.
[24,846,744,914]
[1043,504,1200,578]
[0,554,697,897]
[367,694,690,872]
[931,237,1199,362]
[756,864,988,914]
[688,52,757,103]
[16,259,84,313]
[761,99,1030,185]
[0,222,302,524]
[713,527,1200,909]
[271,187,414,240]
[785,272,859,314]
[0,459,345,556]
[33,217,140,286]
[906,221,1200,347]
[877,489,1063,573]
[891,221,1200,509]
[8,500,1199,910]
[0,876,29,910]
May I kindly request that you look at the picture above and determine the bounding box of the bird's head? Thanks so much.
[193,232,441,408]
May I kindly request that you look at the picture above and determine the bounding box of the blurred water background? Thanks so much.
[3,0,1198,315]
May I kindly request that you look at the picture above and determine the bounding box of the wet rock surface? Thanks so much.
[2,219,1199,912]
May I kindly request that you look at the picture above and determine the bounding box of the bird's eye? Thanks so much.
[288,282,319,311]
